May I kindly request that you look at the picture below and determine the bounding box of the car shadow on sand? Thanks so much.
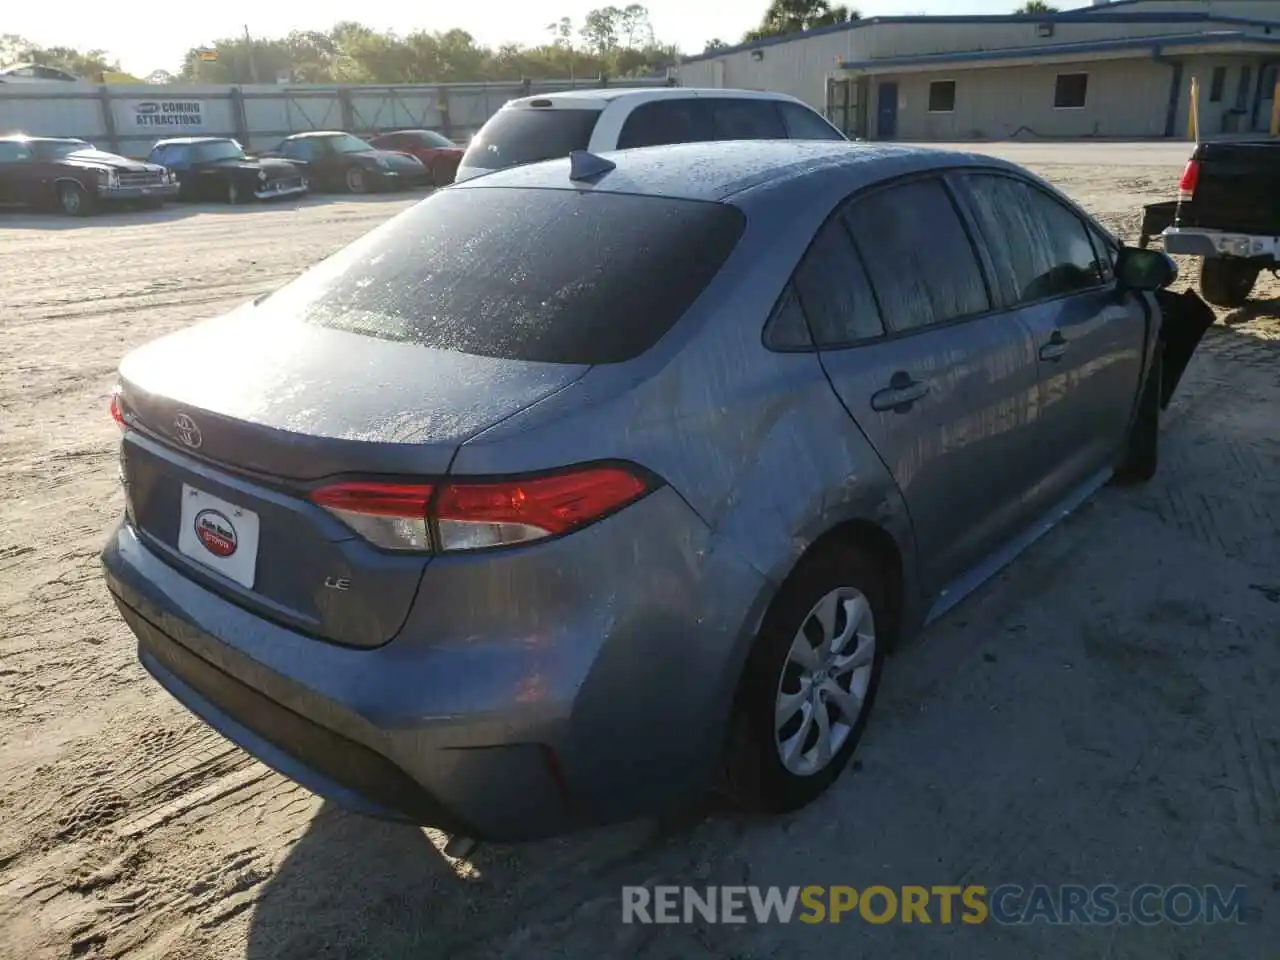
[1222,297,1280,323]
[243,799,713,960]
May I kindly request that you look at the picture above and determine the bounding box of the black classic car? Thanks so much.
[0,135,177,215]
[148,137,308,204]
[264,131,429,193]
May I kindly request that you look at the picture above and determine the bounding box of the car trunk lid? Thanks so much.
[117,301,588,647]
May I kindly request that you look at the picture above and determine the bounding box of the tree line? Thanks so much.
[2,2,1061,85]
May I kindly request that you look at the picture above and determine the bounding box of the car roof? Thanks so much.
[453,140,1006,204]
[284,130,347,139]
[153,136,234,146]
[499,86,807,110]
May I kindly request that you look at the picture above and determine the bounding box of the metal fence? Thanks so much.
[0,76,675,156]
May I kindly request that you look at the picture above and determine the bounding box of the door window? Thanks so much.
[282,139,314,161]
[958,172,1107,305]
[704,98,787,140]
[616,99,710,149]
[763,286,813,350]
[778,101,845,140]
[791,218,884,347]
[843,178,990,333]
[152,144,191,166]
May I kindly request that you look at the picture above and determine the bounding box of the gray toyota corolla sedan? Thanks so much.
[102,140,1211,845]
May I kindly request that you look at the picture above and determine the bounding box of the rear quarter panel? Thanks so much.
[454,177,926,674]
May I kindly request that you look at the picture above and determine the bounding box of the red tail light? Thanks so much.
[109,388,127,430]
[310,482,434,551]
[1178,158,1200,202]
[310,465,653,553]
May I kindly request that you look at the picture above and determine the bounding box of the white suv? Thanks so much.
[454,87,846,183]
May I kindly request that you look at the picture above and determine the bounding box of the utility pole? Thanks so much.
[244,25,260,84]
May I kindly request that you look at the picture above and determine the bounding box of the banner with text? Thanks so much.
[123,100,208,132]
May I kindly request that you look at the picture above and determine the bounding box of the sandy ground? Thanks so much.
[1,151,1278,959]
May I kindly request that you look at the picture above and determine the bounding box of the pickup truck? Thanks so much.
[1159,140,1280,307]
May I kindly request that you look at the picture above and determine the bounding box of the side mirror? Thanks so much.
[1117,246,1178,291]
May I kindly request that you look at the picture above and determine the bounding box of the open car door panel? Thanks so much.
[1154,288,1215,409]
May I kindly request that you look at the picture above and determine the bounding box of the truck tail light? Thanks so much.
[310,465,654,553]
[1178,159,1200,202]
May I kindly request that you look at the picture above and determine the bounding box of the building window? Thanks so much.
[1209,66,1227,103]
[1054,73,1089,109]
[928,80,956,113]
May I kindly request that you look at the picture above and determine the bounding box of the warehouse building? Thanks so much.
[676,0,1280,140]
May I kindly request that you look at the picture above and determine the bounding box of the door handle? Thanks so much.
[1039,331,1069,362]
[871,372,930,412]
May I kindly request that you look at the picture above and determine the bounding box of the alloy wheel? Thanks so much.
[774,586,876,777]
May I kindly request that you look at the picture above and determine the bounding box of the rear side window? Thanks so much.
[705,98,787,140]
[617,100,709,149]
[778,102,846,140]
[270,188,745,365]
[160,145,191,165]
[843,178,990,333]
[793,219,884,347]
[958,173,1106,304]
[461,108,600,171]
[281,139,313,161]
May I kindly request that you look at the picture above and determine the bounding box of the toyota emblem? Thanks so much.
[174,413,203,449]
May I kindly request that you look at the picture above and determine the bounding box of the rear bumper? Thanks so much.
[101,488,768,841]
[1161,226,1280,259]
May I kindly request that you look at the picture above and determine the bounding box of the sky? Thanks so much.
[4,0,1071,77]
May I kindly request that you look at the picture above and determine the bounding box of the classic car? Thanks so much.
[0,135,178,215]
[367,129,463,186]
[147,137,307,204]
[264,131,429,193]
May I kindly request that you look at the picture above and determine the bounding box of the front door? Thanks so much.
[876,82,898,140]
[950,171,1148,518]
[812,175,1042,592]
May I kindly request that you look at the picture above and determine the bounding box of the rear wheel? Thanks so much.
[1199,258,1258,308]
[345,166,368,194]
[721,544,887,814]
[57,181,90,216]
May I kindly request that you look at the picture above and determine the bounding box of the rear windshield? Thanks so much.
[266,186,746,364]
[461,107,600,171]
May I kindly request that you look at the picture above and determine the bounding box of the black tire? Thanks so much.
[344,165,368,194]
[1199,258,1258,308]
[1116,340,1162,484]
[57,181,91,217]
[720,543,888,814]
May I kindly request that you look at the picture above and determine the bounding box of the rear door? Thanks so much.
[951,171,1146,517]
[805,175,1042,592]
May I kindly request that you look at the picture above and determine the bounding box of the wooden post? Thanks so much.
[1188,75,1200,142]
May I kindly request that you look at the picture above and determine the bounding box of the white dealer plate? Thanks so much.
[177,484,260,589]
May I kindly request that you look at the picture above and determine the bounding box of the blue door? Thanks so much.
[876,82,898,139]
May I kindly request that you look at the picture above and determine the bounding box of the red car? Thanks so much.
[368,129,463,187]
